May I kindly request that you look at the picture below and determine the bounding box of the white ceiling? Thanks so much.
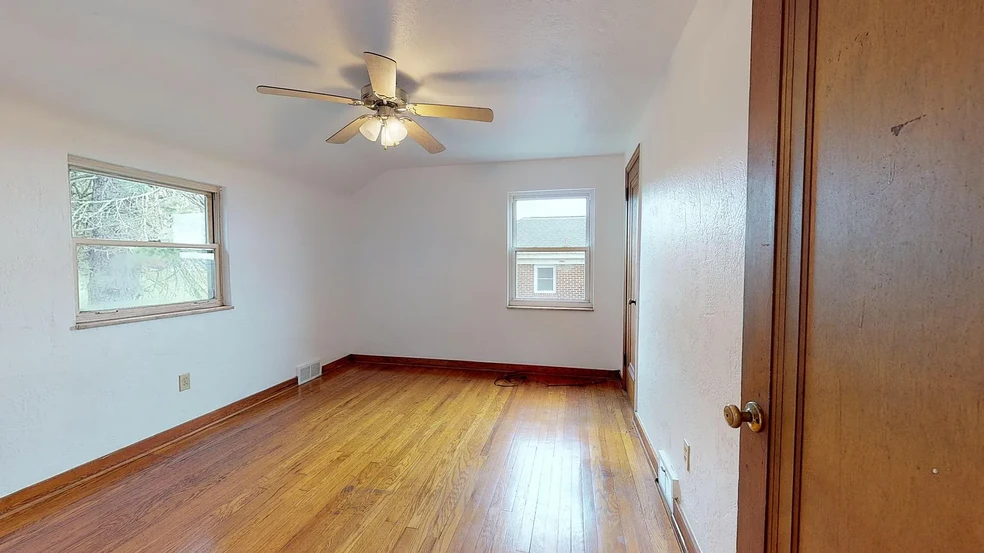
[0,0,694,192]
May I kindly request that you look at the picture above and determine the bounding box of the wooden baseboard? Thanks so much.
[0,355,353,519]
[633,411,660,477]
[322,354,354,375]
[673,499,702,553]
[631,411,701,553]
[349,354,619,379]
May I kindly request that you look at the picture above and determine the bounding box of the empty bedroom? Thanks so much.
[2,0,980,552]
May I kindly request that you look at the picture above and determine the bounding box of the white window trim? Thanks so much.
[533,265,556,294]
[507,188,594,310]
[68,156,231,330]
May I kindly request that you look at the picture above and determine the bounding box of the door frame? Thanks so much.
[738,0,817,550]
[622,144,641,409]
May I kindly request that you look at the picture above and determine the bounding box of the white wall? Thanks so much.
[628,0,752,551]
[0,96,352,497]
[350,156,625,370]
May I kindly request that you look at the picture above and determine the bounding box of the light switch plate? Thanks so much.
[683,440,691,472]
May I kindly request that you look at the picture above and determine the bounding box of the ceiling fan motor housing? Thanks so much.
[361,84,409,110]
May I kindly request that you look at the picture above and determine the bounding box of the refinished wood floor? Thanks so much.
[0,363,680,553]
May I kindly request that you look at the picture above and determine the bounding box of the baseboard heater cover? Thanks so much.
[657,449,681,512]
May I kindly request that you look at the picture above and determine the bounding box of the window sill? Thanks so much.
[72,305,234,330]
[507,305,594,312]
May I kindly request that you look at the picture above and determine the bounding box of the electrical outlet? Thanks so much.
[178,373,191,392]
[683,440,691,472]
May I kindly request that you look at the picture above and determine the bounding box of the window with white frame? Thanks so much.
[534,265,556,293]
[508,189,594,309]
[69,156,227,328]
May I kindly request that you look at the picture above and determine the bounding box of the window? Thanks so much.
[534,265,556,293]
[69,156,228,328]
[507,189,594,309]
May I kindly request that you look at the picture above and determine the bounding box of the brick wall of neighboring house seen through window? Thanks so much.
[516,263,586,300]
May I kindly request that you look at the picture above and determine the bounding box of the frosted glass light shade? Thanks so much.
[359,117,382,141]
[379,117,408,148]
[384,117,408,142]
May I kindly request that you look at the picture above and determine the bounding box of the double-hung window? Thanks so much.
[534,265,556,293]
[69,156,227,328]
[507,189,594,310]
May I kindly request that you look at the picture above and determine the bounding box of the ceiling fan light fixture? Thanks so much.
[379,117,408,149]
[385,117,408,142]
[359,116,382,142]
[379,128,398,148]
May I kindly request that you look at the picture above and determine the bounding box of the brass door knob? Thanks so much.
[723,401,765,433]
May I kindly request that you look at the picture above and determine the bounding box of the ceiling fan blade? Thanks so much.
[326,115,373,144]
[408,103,494,122]
[256,85,361,105]
[364,52,397,99]
[403,119,446,154]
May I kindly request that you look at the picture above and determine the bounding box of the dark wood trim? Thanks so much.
[740,0,818,550]
[0,355,353,519]
[737,0,784,551]
[622,144,641,403]
[349,354,618,379]
[322,354,354,375]
[673,500,703,553]
[780,0,818,549]
[626,144,641,177]
[632,411,658,476]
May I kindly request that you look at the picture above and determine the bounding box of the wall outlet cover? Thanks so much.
[683,440,691,472]
[178,373,191,392]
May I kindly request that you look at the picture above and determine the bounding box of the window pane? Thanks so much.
[516,252,586,301]
[514,197,587,247]
[77,245,216,312]
[70,169,209,243]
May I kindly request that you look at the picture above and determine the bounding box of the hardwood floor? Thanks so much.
[0,363,680,553]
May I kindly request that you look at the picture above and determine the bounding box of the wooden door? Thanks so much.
[738,0,984,551]
[623,146,641,409]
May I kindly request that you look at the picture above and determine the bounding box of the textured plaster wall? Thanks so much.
[627,0,752,551]
[0,96,352,497]
[350,156,625,370]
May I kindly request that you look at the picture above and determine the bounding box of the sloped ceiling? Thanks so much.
[0,0,694,191]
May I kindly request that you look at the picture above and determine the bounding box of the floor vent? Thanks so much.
[297,360,322,385]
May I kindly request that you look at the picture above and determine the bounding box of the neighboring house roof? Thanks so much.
[515,216,586,247]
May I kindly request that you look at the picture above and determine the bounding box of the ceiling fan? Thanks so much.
[257,52,494,154]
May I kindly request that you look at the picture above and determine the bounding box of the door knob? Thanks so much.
[723,401,765,433]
